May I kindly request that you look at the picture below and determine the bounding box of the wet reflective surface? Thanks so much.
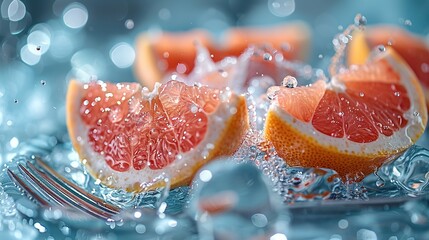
[0,129,428,239]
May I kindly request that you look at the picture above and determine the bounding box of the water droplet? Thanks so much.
[158,8,171,20]
[394,92,400,97]
[421,63,429,73]
[359,92,364,97]
[14,99,18,103]
[413,111,420,117]
[40,80,46,85]
[36,46,41,51]
[199,170,212,182]
[377,45,386,52]
[124,19,134,29]
[354,14,367,27]
[190,104,198,114]
[63,3,88,29]
[9,137,19,148]
[267,87,279,100]
[282,76,297,88]
[130,135,139,146]
[318,54,323,59]
[338,111,344,117]
[376,179,385,187]
[135,224,146,234]
[263,53,273,61]
[268,0,295,17]
[7,0,26,22]
[176,63,187,74]
[108,106,124,123]
[404,19,412,26]
[110,42,135,68]
[338,219,349,229]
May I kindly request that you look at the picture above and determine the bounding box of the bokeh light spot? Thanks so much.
[109,42,135,68]
[63,3,88,29]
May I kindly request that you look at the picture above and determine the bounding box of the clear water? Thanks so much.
[1,126,428,239]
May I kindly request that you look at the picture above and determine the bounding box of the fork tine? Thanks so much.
[34,158,121,214]
[7,169,51,207]
[24,162,116,220]
[17,164,71,207]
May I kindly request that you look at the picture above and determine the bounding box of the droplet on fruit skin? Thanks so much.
[267,87,280,101]
[282,76,298,88]
[263,53,273,61]
[108,105,124,123]
[421,63,429,73]
[377,45,386,52]
[190,104,198,113]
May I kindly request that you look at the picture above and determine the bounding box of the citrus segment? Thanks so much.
[264,48,428,181]
[67,80,248,192]
[135,22,311,89]
[348,25,429,107]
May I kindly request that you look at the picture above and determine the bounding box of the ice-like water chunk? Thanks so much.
[187,158,289,239]
[379,145,429,196]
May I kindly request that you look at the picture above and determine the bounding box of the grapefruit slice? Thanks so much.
[348,25,429,107]
[66,80,248,192]
[135,22,311,89]
[264,48,428,181]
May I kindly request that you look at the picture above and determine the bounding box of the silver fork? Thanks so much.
[7,158,121,220]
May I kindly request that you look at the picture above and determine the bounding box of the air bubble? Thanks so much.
[14,99,18,103]
[40,80,46,85]
[282,76,298,88]
[318,54,323,59]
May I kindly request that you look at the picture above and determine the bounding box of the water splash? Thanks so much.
[329,14,366,77]
[379,145,429,196]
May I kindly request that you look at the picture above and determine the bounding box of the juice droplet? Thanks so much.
[282,76,297,88]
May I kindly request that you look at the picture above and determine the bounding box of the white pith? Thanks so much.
[70,84,241,191]
[271,49,427,155]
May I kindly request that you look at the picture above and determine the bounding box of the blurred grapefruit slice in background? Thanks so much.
[134,22,311,89]
[66,80,248,192]
[348,25,429,108]
[264,48,427,181]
